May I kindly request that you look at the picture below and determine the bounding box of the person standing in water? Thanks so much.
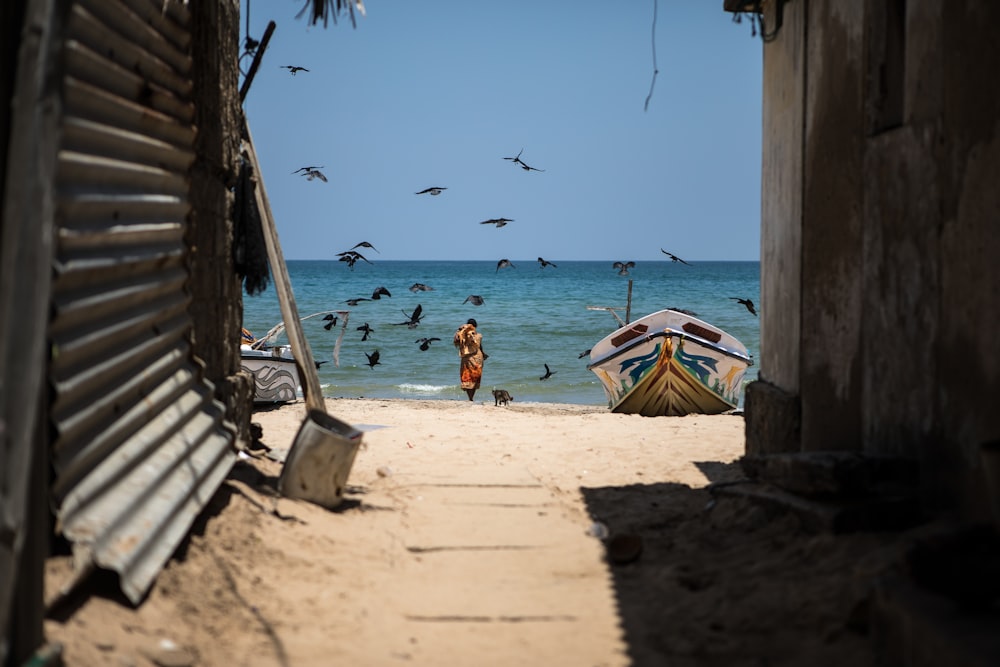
[453,318,487,401]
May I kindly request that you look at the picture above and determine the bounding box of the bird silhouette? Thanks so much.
[480,218,512,228]
[415,186,447,195]
[496,259,515,273]
[315,360,329,369]
[370,286,391,300]
[409,283,434,292]
[352,241,379,253]
[293,165,327,182]
[503,148,545,172]
[394,304,424,328]
[578,349,591,359]
[364,350,381,369]
[613,261,636,276]
[344,297,370,306]
[463,295,485,306]
[731,297,758,316]
[336,250,372,270]
[282,65,309,75]
[293,166,327,182]
[415,337,441,351]
[537,257,557,269]
[661,249,692,266]
[322,313,337,321]
[357,322,373,341]
[503,148,525,164]
[539,364,556,381]
[323,316,338,330]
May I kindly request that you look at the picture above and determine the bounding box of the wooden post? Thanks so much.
[626,280,633,324]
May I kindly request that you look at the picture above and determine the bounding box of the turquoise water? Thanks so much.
[241,260,760,406]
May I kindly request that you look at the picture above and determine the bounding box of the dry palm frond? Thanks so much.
[297,0,366,28]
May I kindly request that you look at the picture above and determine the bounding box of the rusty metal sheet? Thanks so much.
[43,0,236,606]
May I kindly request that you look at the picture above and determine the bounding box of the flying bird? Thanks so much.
[503,148,525,164]
[336,250,373,269]
[463,295,485,306]
[323,316,338,330]
[415,337,441,351]
[661,249,692,266]
[496,259,515,273]
[357,322,373,341]
[539,364,556,381]
[613,261,636,276]
[537,257,557,269]
[480,218,512,228]
[282,65,309,75]
[503,148,545,172]
[322,313,337,321]
[578,349,591,359]
[731,297,758,316]
[293,166,327,182]
[394,304,424,328]
[370,286,391,300]
[344,297,370,306]
[409,283,434,292]
[352,241,379,253]
[315,360,329,369]
[364,350,381,369]
[415,186,447,195]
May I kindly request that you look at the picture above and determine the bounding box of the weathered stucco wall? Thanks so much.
[758,0,804,395]
[745,0,805,456]
[800,1,865,452]
[750,0,1000,520]
[915,0,1000,514]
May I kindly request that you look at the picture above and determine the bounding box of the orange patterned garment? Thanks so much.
[453,323,484,389]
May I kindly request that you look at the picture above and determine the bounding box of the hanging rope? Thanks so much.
[644,0,659,112]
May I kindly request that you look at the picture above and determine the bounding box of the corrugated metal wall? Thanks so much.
[46,0,236,604]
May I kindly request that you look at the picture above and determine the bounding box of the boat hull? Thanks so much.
[587,310,752,417]
[241,346,300,404]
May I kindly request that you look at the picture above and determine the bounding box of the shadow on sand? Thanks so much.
[580,459,881,667]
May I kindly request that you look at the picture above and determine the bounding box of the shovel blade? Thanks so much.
[278,410,363,509]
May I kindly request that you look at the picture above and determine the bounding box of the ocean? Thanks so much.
[241,260,761,406]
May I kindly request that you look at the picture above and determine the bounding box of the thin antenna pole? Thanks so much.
[626,280,633,324]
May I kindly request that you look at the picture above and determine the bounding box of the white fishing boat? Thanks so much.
[241,343,300,404]
[240,310,348,405]
[587,309,753,417]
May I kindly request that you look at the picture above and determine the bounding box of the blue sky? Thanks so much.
[241,2,762,262]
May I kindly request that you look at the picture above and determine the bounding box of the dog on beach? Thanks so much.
[492,389,513,406]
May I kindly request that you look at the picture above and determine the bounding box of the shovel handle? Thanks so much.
[243,120,326,414]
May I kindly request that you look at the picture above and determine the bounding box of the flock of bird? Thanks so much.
[275,68,760,375]
[308,238,758,383]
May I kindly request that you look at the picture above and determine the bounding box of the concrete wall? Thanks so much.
[800,2,865,453]
[758,0,804,397]
[746,0,805,455]
[749,0,1000,521]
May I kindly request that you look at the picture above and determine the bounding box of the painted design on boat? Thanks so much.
[241,345,300,404]
[588,309,753,417]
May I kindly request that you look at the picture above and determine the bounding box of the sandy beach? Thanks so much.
[43,397,899,666]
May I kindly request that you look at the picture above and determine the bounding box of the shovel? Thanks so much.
[243,120,362,509]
